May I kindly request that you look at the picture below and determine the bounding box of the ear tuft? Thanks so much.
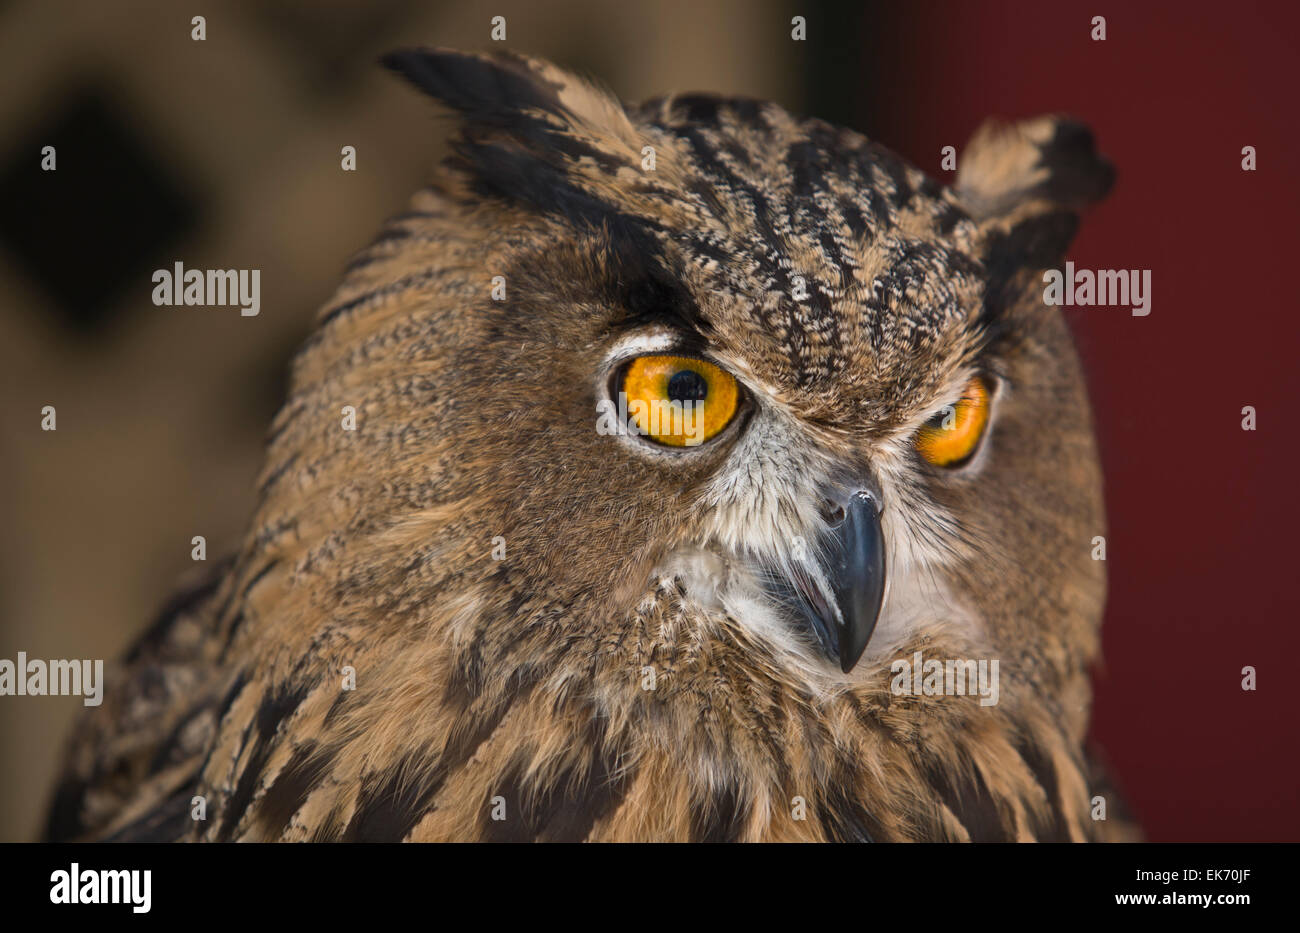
[956,116,1114,222]
[382,48,565,127]
[381,48,645,221]
[382,47,639,155]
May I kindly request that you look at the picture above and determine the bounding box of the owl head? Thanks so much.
[301,46,1109,669]
[242,49,1116,839]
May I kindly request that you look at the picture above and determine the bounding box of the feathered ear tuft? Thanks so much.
[957,116,1114,220]
[382,48,644,219]
[957,116,1113,266]
[383,48,566,130]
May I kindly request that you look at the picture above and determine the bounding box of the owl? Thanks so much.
[45,49,1131,842]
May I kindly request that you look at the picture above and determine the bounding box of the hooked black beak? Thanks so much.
[766,489,887,673]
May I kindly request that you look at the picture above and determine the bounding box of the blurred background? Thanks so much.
[1,0,1296,842]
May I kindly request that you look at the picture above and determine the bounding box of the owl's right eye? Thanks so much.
[615,354,740,447]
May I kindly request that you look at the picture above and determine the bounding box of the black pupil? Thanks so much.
[667,369,708,402]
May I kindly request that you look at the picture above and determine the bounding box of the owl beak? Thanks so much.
[768,489,887,674]
[820,490,887,672]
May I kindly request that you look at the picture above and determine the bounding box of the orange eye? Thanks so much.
[914,377,991,467]
[618,355,740,447]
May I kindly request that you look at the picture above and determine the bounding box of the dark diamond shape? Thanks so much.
[0,86,200,334]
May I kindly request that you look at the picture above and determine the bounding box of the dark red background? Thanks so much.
[836,1,1300,841]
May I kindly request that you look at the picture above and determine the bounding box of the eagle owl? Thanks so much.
[46,49,1128,842]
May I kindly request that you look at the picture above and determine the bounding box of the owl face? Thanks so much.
[328,50,1113,698]
[504,224,992,677]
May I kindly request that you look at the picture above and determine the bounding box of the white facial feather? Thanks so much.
[661,395,987,688]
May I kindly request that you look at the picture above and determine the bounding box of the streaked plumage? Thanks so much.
[46,49,1133,842]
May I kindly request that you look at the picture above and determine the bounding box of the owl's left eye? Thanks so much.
[616,355,740,447]
[914,376,991,468]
